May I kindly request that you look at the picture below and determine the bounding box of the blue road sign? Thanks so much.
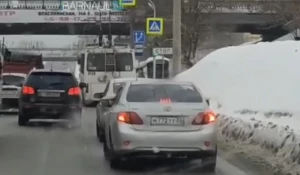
[146,18,164,36]
[133,31,146,44]
[112,1,124,11]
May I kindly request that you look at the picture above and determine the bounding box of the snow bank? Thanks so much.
[176,41,300,112]
[176,41,300,174]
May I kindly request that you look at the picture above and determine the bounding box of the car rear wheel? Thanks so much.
[109,157,122,170]
[18,113,29,126]
[107,130,123,169]
[96,123,105,143]
[202,148,217,172]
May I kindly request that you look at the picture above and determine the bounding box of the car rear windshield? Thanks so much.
[25,72,77,89]
[3,75,25,86]
[113,82,126,93]
[87,53,133,72]
[126,84,203,103]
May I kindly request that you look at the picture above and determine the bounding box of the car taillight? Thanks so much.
[22,86,35,95]
[68,87,81,96]
[192,110,216,125]
[117,112,143,125]
[160,98,171,104]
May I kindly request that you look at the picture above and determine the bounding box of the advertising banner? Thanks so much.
[0,10,129,23]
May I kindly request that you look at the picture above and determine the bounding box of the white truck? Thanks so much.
[77,43,137,106]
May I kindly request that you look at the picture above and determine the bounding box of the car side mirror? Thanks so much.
[99,92,104,98]
[205,99,210,106]
[79,82,87,88]
[99,99,110,107]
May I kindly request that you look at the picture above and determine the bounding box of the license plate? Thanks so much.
[40,107,57,113]
[2,91,17,95]
[150,117,184,126]
[39,92,60,97]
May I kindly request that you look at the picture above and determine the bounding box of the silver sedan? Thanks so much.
[101,79,218,171]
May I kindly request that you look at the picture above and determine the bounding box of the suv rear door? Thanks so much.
[22,71,80,104]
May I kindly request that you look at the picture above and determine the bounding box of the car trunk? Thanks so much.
[34,89,68,103]
[127,102,206,132]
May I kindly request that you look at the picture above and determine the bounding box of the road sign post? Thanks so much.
[133,31,145,56]
[153,54,156,79]
[146,17,164,79]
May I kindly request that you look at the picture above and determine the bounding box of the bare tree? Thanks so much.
[180,1,219,67]
[261,0,300,39]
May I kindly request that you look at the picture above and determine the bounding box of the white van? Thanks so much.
[78,44,137,105]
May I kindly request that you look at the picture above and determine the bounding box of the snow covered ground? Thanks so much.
[176,41,300,174]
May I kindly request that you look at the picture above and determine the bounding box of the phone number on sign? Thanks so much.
[43,16,126,22]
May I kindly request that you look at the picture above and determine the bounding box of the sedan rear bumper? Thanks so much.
[114,149,216,159]
[20,103,82,119]
[111,123,217,154]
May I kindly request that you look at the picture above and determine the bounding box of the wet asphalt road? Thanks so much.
[0,107,274,175]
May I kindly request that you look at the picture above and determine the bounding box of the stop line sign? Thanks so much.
[152,47,173,55]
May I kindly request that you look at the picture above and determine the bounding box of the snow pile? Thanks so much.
[176,41,300,174]
[176,41,300,112]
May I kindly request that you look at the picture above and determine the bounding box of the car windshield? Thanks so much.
[25,72,77,89]
[3,75,25,86]
[126,84,203,103]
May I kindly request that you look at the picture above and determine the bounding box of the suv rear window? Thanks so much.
[25,72,77,89]
[126,84,203,103]
[3,75,25,86]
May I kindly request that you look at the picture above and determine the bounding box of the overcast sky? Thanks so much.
[0,35,79,48]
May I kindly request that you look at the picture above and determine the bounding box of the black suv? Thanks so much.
[18,69,86,127]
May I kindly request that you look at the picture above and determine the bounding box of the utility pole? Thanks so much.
[172,0,181,76]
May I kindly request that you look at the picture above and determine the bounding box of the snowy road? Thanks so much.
[0,107,274,175]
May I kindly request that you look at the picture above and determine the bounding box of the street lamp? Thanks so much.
[148,0,156,17]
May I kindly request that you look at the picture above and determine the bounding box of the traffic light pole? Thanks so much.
[172,0,181,76]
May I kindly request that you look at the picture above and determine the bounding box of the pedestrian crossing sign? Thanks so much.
[119,0,136,7]
[146,18,164,36]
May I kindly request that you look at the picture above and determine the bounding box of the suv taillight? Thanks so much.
[68,87,81,96]
[192,110,216,125]
[117,112,143,125]
[22,86,35,95]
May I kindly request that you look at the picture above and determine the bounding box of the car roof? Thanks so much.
[128,79,194,85]
[30,68,73,74]
[3,73,27,77]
